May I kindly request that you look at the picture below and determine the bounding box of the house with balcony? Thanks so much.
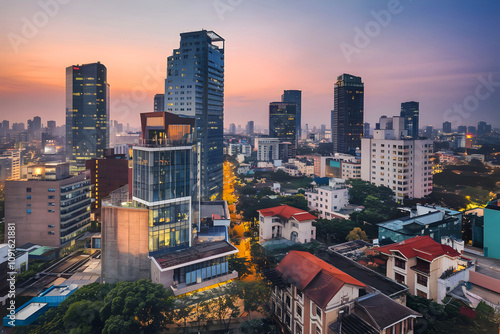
[258,205,316,244]
[265,251,421,334]
[376,236,472,302]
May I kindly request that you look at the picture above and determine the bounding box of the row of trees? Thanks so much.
[18,279,272,334]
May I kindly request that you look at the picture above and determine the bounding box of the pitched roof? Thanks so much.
[354,293,421,330]
[258,205,317,222]
[377,236,461,261]
[276,251,365,308]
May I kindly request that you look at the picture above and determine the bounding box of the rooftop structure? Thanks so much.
[378,205,462,244]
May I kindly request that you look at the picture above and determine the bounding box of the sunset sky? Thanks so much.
[0,0,499,130]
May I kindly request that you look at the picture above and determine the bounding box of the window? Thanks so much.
[26,188,31,192]
[27,195,31,199]
[297,305,302,318]
[395,272,405,284]
[48,225,55,228]
[48,231,55,235]
[48,202,55,206]
[286,313,291,327]
[26,209,31,214]
[417,274,428,286]
[316,306,322,319]
[48,209,55,213]
[286,295,291,308]
[297,289,302,298]
[395,257,406,270]
[48,188,55,192]
[48,195,55,199]
[417,289,427,298]
[296,324,303,334]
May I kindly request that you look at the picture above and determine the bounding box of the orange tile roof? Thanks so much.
[377,236,461,261]
[258,205,317,222]
[276,251,365,308]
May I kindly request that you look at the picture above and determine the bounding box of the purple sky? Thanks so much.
[0,0,499,130]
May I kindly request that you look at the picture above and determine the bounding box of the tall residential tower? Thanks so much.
[331,74,364,154]
[164,30,224,200]
[66,62,109,166]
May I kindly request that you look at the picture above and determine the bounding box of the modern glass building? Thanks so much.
[400,101,419,138]
[164,30,224,200]
[269,102,297,146]
[332,74,364,154]
[66,62,109,167]
[133,112,197,255]
[282,90,302,139]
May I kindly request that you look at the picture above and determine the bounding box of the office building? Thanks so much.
[442,121,452,134]
[256,137,280,162]
[165,30,224,200]
[467,126,476,135]
[4,162,91,248]
[85,154,130,219]
[332,74,364,154]
[281,90,301,139]
[457,125,467,134]
[102,112,238,293]
[66,62,109,167]
[400,101,419,138]
[229,123,236,135]
[484,199,500,260]
[269,102,298,147]
[361,115,433,201]
[154,93,165,112]
[320,153,361,180]
[245,120,254,136]
[363,122,370,138]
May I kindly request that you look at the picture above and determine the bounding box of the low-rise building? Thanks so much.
[378,205,462,244]
[484,199,500,260]
[258,205,316,243]
[377,236,471,302]
[306,178,349,219]
[265,251,420,334]
[256,138,280,162]
[320,154,361,180]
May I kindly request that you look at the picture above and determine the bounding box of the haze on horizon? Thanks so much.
[0,0,499,130]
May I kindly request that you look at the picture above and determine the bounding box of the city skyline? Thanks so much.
[0,1,499,129]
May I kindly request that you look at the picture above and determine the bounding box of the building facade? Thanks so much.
[164,30,224,200]
[282,90,302,139]
[66,62,109,167]
[484,199,500,260]
[305,179,349,219]
[5,163,91,248]
[361,116,433,201]
[258,205,316,243]
[332,74,364,154]
[256,137,280,162]
[400,101,419,138]
[269,102,298,147]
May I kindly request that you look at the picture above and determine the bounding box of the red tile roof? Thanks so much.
[258,205,317,222]
[276,251,365,308]
[377,236,461,261]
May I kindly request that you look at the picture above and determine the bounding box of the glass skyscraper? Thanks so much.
[133,112,197,255]
[66,62,109,167]
[332,74,364,154]
[164,30,224,200]
[281,90,302,139]
[400,101,419,138]
[269,102,297,147]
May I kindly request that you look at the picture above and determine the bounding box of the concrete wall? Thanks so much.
[437,266,473,304]
[101,205,150,283]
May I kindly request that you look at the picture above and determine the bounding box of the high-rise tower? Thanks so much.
[165,30,224,200]
[332,74,364,154]
[400,101,419,138]
[282,90,301,139]
[66,62,109,166]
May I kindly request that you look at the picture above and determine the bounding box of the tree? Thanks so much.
[346,227,369,241]
[63,300,103,333]
[173,294,195,333]
[240,318,280,334]
[236,280,272,318]
[228,254,253,278]
[203,285,241,332]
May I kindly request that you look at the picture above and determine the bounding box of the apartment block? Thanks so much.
[361,116,433,201]
[306,178,349,219]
